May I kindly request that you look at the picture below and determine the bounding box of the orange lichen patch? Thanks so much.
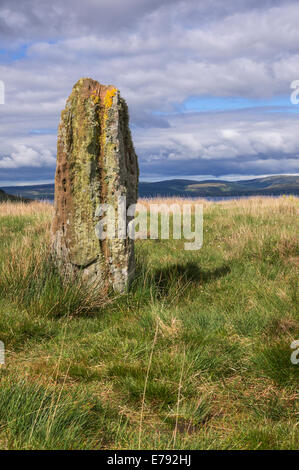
[75,79,116,107]
[104,87,117,108]
[89,86,117,110]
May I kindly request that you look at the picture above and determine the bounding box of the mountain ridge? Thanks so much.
[0,188,30,202]
[1,175,298,200]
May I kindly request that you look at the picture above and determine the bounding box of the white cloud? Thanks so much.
[0,0,298,182]
[0,144,55,168]
[134,111,299,175]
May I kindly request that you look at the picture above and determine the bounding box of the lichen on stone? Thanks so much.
[51,78,139,292]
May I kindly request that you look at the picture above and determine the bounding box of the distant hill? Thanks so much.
[139,175,299,197]
[1,184,55,201]
[1,175,298,200]
[0,188,30,202]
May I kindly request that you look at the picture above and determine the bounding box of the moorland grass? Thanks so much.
[0,197,298,449]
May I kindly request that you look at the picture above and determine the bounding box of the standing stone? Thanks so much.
[51,78,139,291]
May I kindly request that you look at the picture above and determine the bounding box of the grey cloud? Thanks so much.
[135,111,299,177]
[0,167,55,186]
[0,0,299,183]
[140,157,299,179]
[0,0,180,44]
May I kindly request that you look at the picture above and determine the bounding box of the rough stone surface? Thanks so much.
[51,78,139,291]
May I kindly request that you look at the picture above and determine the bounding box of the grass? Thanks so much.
[0,196,298,450]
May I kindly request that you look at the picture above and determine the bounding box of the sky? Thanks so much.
[0,0,299,185]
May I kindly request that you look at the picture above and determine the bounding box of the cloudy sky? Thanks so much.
[0,0,299,185]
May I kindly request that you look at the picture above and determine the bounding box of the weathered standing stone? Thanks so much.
[51,78,139,291]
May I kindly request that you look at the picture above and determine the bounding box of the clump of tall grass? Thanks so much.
[0,376,105,449]
[0,216,110,317]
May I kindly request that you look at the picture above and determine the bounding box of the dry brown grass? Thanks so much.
[139,197,210,212]
[139,196,299,220]
[219,195,299,216]
[0,195,297,218]
[0,200,53,218]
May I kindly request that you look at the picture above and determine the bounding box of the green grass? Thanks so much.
[0,197,298,449]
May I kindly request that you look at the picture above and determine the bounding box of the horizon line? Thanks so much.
[0,173,298,188]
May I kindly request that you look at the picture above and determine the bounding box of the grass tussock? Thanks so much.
[0,204,110,318]
[0,196,298,450]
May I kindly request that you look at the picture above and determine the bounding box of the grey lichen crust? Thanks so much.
[51,78,139,291]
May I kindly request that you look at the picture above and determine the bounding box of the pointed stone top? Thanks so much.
[70,78,118,101]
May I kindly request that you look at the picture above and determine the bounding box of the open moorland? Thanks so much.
[0,196,298,449]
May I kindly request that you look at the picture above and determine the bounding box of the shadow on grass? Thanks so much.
[153,261,230,287]
[132,260,231,303]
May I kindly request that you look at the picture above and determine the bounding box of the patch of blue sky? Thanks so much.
[153,95,299,115]
[0,40,58,63]
[0,44,29,63]
[183,95,291,112]
[28,128,57,135]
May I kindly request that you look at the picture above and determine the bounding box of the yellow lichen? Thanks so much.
[104,88,117,108]
[92,95,100,104]
[101,88,118,145]
[90,91,100,105]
